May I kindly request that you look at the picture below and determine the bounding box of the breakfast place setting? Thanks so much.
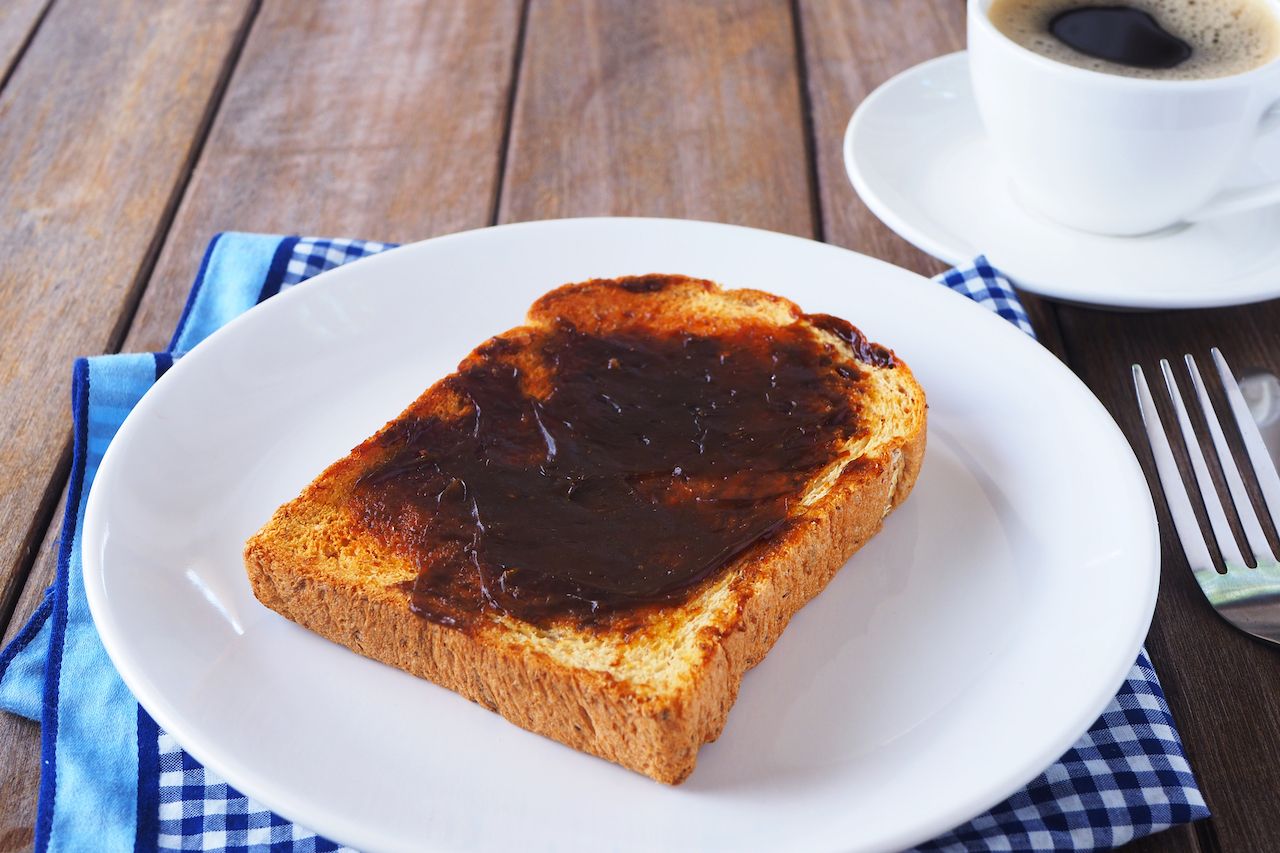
[0,1,1277,851]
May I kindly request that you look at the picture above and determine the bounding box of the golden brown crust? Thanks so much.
[242,274,926,784]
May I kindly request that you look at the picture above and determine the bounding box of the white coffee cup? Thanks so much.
[968,0,1280,236]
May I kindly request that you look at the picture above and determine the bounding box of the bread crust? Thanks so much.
[243,275,926,784]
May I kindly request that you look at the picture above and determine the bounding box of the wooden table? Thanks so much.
[1,2,1276,850]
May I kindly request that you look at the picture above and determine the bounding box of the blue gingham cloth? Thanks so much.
[0,235,1208,852]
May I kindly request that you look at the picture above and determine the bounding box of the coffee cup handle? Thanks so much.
[1185,100,1280,223]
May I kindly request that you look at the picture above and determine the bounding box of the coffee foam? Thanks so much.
[989,0,1280,79]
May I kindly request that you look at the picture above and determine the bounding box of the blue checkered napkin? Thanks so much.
[0,234,1207,852]
[936,254,1035,336]
[276,236,395,294]
[152,731,346,852]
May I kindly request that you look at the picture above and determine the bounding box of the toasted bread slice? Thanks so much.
[244,274,926,784]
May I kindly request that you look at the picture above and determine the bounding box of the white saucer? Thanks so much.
[844,52,1280,310]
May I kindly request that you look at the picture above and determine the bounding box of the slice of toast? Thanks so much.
[244,274,926,784]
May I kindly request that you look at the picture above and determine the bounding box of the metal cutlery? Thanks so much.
[1133,348,1280,646]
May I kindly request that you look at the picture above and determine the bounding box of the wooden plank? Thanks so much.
[796,0,960,270]
[0,0,49,88]
[499,0,812,234]
[0,492,61,849]
[1126,827,1203,853]
[124,0,524,353]
[795,0,1069,355]
[0,0,255,640]
[0,715,39,852]
[1056,302,1280,853]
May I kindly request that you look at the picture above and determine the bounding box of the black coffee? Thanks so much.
[988,0,1280,79]
[1049,6,1191,68]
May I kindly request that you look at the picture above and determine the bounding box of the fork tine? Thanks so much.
[1212,348,1280,540]
[1133,365,1216,574]
[1160,359,1249,569]
[1185,354,1278,565]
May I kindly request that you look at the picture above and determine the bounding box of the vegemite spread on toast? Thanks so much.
[350,277,893,629]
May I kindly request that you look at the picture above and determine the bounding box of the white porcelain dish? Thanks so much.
[83,218,1159,853]
[844,52,1280,309]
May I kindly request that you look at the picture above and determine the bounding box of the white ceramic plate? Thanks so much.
[84,218,1158,853]
[844,52,1280,310]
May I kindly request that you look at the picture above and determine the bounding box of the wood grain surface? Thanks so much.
[0,0,255,655]
[500,0,813,233]
[796,0,1070,359]
[124,0,523,354]
[0,493,61,852]
[0,0,48,89]
[797,0,960,267]
[1,0,1276,849]
[0,714,39,853]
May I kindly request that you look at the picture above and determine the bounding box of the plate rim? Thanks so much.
[844,50,1280,310]
[82,216,1160,852]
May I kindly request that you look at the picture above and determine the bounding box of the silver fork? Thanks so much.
[1133,349,1280,646]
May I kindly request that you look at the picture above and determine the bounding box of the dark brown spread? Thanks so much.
[808,314,895,369]
[351,314,878,628]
